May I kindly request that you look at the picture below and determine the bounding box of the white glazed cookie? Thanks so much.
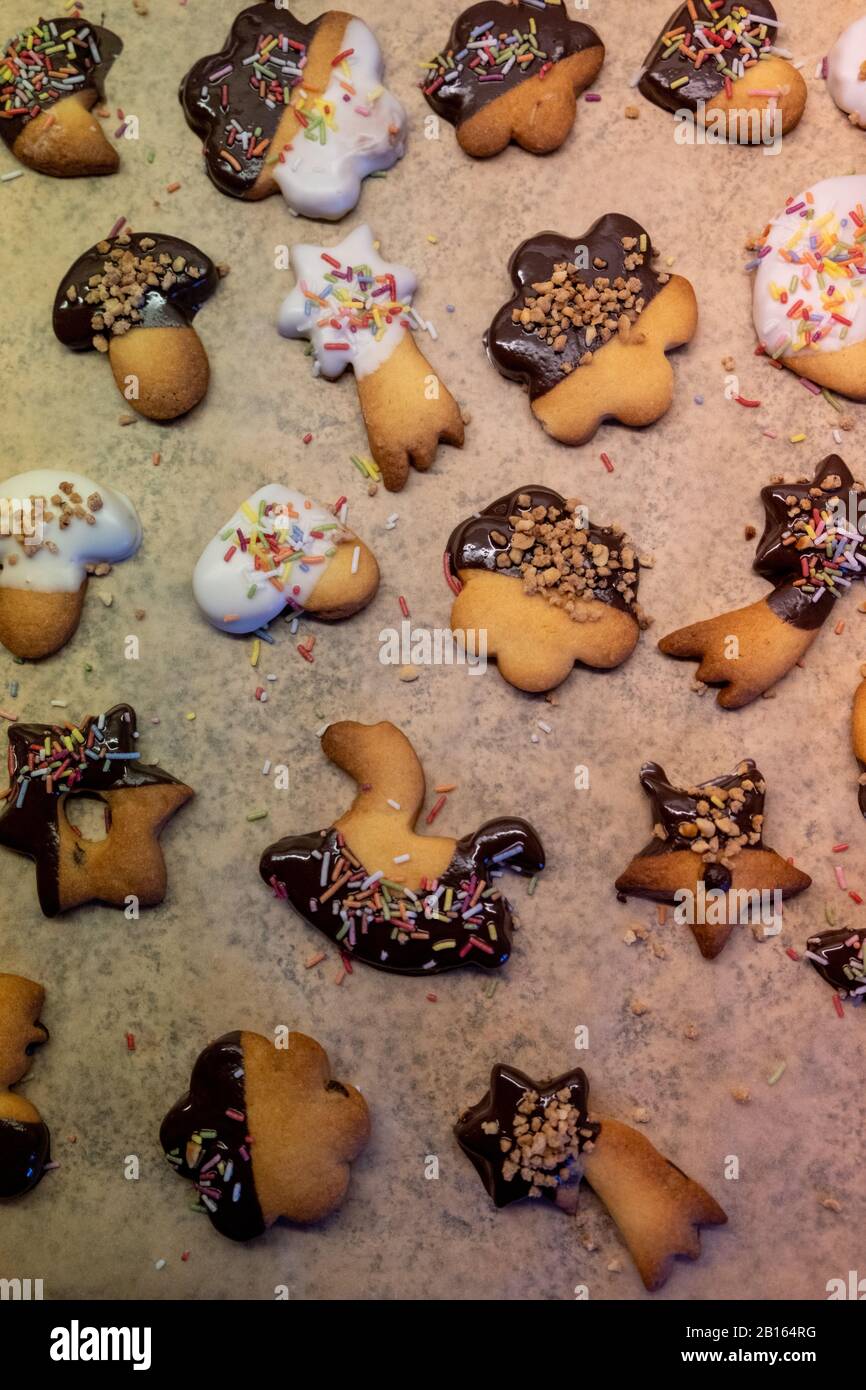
[751,175,866,399]
[278,225,465,491]
[193,484,378,634]
[827,15,866,128]
[179,5,406,219]
[0,469,141,659]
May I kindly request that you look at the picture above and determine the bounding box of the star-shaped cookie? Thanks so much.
[0,703,192,916]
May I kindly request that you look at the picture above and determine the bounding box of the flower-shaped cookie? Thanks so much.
[0,974,50,1200]
[421,1,604,157]
[486,214,697,445]
[0,16,123,176]
[750,176,866,400]
[0,703,192,917]
[660,455,866,708]
[179,3,406,217]
[53,230,221,421]
[0,469,141,659]
[456,1060,726,1291]
[445,485,649,692]
[261,719,544,974]
[827,16,866,128]
[278,224,465,491]
[638,2,806,140]
[615,759,811,958]
[160,1029,369,1240]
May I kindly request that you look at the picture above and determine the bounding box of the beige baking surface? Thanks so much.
[0,0,864,1301]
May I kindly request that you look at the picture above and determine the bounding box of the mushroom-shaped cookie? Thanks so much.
[179,4,406,217]
[615,759,810,959]
[445,486,648,692]
[750,177,866,400]
[278,224,465,491]
[0,469,141,659]
[455,1062,726,1292]
[638,2,806,140]
[53,230,220,421]
[421,2,604,158]
[260,719,544,975]
[660,456,865,708]
[825,15,866,129]
[193,484,378,635]
[0,16,123,177]
[0,703,193,917]
[0,974,50,1200]
[160,1029,369,1240]
[485,214,697,446]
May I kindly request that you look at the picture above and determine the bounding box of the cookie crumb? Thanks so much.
[744,524,757,540]
[819,1195,843,1213]
[721,355,736,371]
[624,105,639,119]
[730,1085,751,1104]
[398,666,419,682]
[606,1258,622,1273]
[630,1107,651,1124]
[683,1022,700,1041]
[629,997,650,1016]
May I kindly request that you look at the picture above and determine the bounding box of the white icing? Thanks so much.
[273,19,407,221]
[278,223,418,380]
[193,484,351,634]
[752,176,866,358]
[827,15,866,125]
[0,469,141,593]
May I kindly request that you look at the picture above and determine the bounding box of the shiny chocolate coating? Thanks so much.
[53,232,218,351]
[445,484,639,618]
[160,1032,265,1242]
[0,18,122,148]
[422,2,601,128]
[638,1,777,116]
[0,1117,50,1199]
[485,214,663,399]
[806,928,866,999]
[179,2,323,199]
[261,818,544,975]
[455,1062,599,1208]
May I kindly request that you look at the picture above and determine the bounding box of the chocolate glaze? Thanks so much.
[455,1063,599,1208]
[179,2,324,199]
[0,18,122,148]
[630,760,766,897]
[160,1031,265,1242]
[445,484,639,618]
[53,232,218,350]
[0,703,187,917]
[756,456,862,632]
[0,1117,50,1199]
[422,2,601,127]
[260,817,545,975]
[485,214,663,400]
[806,927,866,999]
[638,1,777,116]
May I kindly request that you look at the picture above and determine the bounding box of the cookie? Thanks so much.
[750,177,866,399]
[53,230,220,421]
[0,974,50,1200]
[421,1,604,158]
[827,15,866,129]
[615,759,811,959]
[193,484,378,634]
[803,927,866,1008]
[179,4,406,218]
[0,703,192,917]
[278,224,465,491]
[260,719,544,974]
[485,215,697,446]
[445,486,647,692]
[455,1062,726,1292]
[638,2,806,139]
[1,17,122,177]
[160,1029,369,1240]
[854,672,866,818]
[659,455,865,708]
[0,469,141,659]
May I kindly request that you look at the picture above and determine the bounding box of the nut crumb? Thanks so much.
[730,1086,751,1104]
